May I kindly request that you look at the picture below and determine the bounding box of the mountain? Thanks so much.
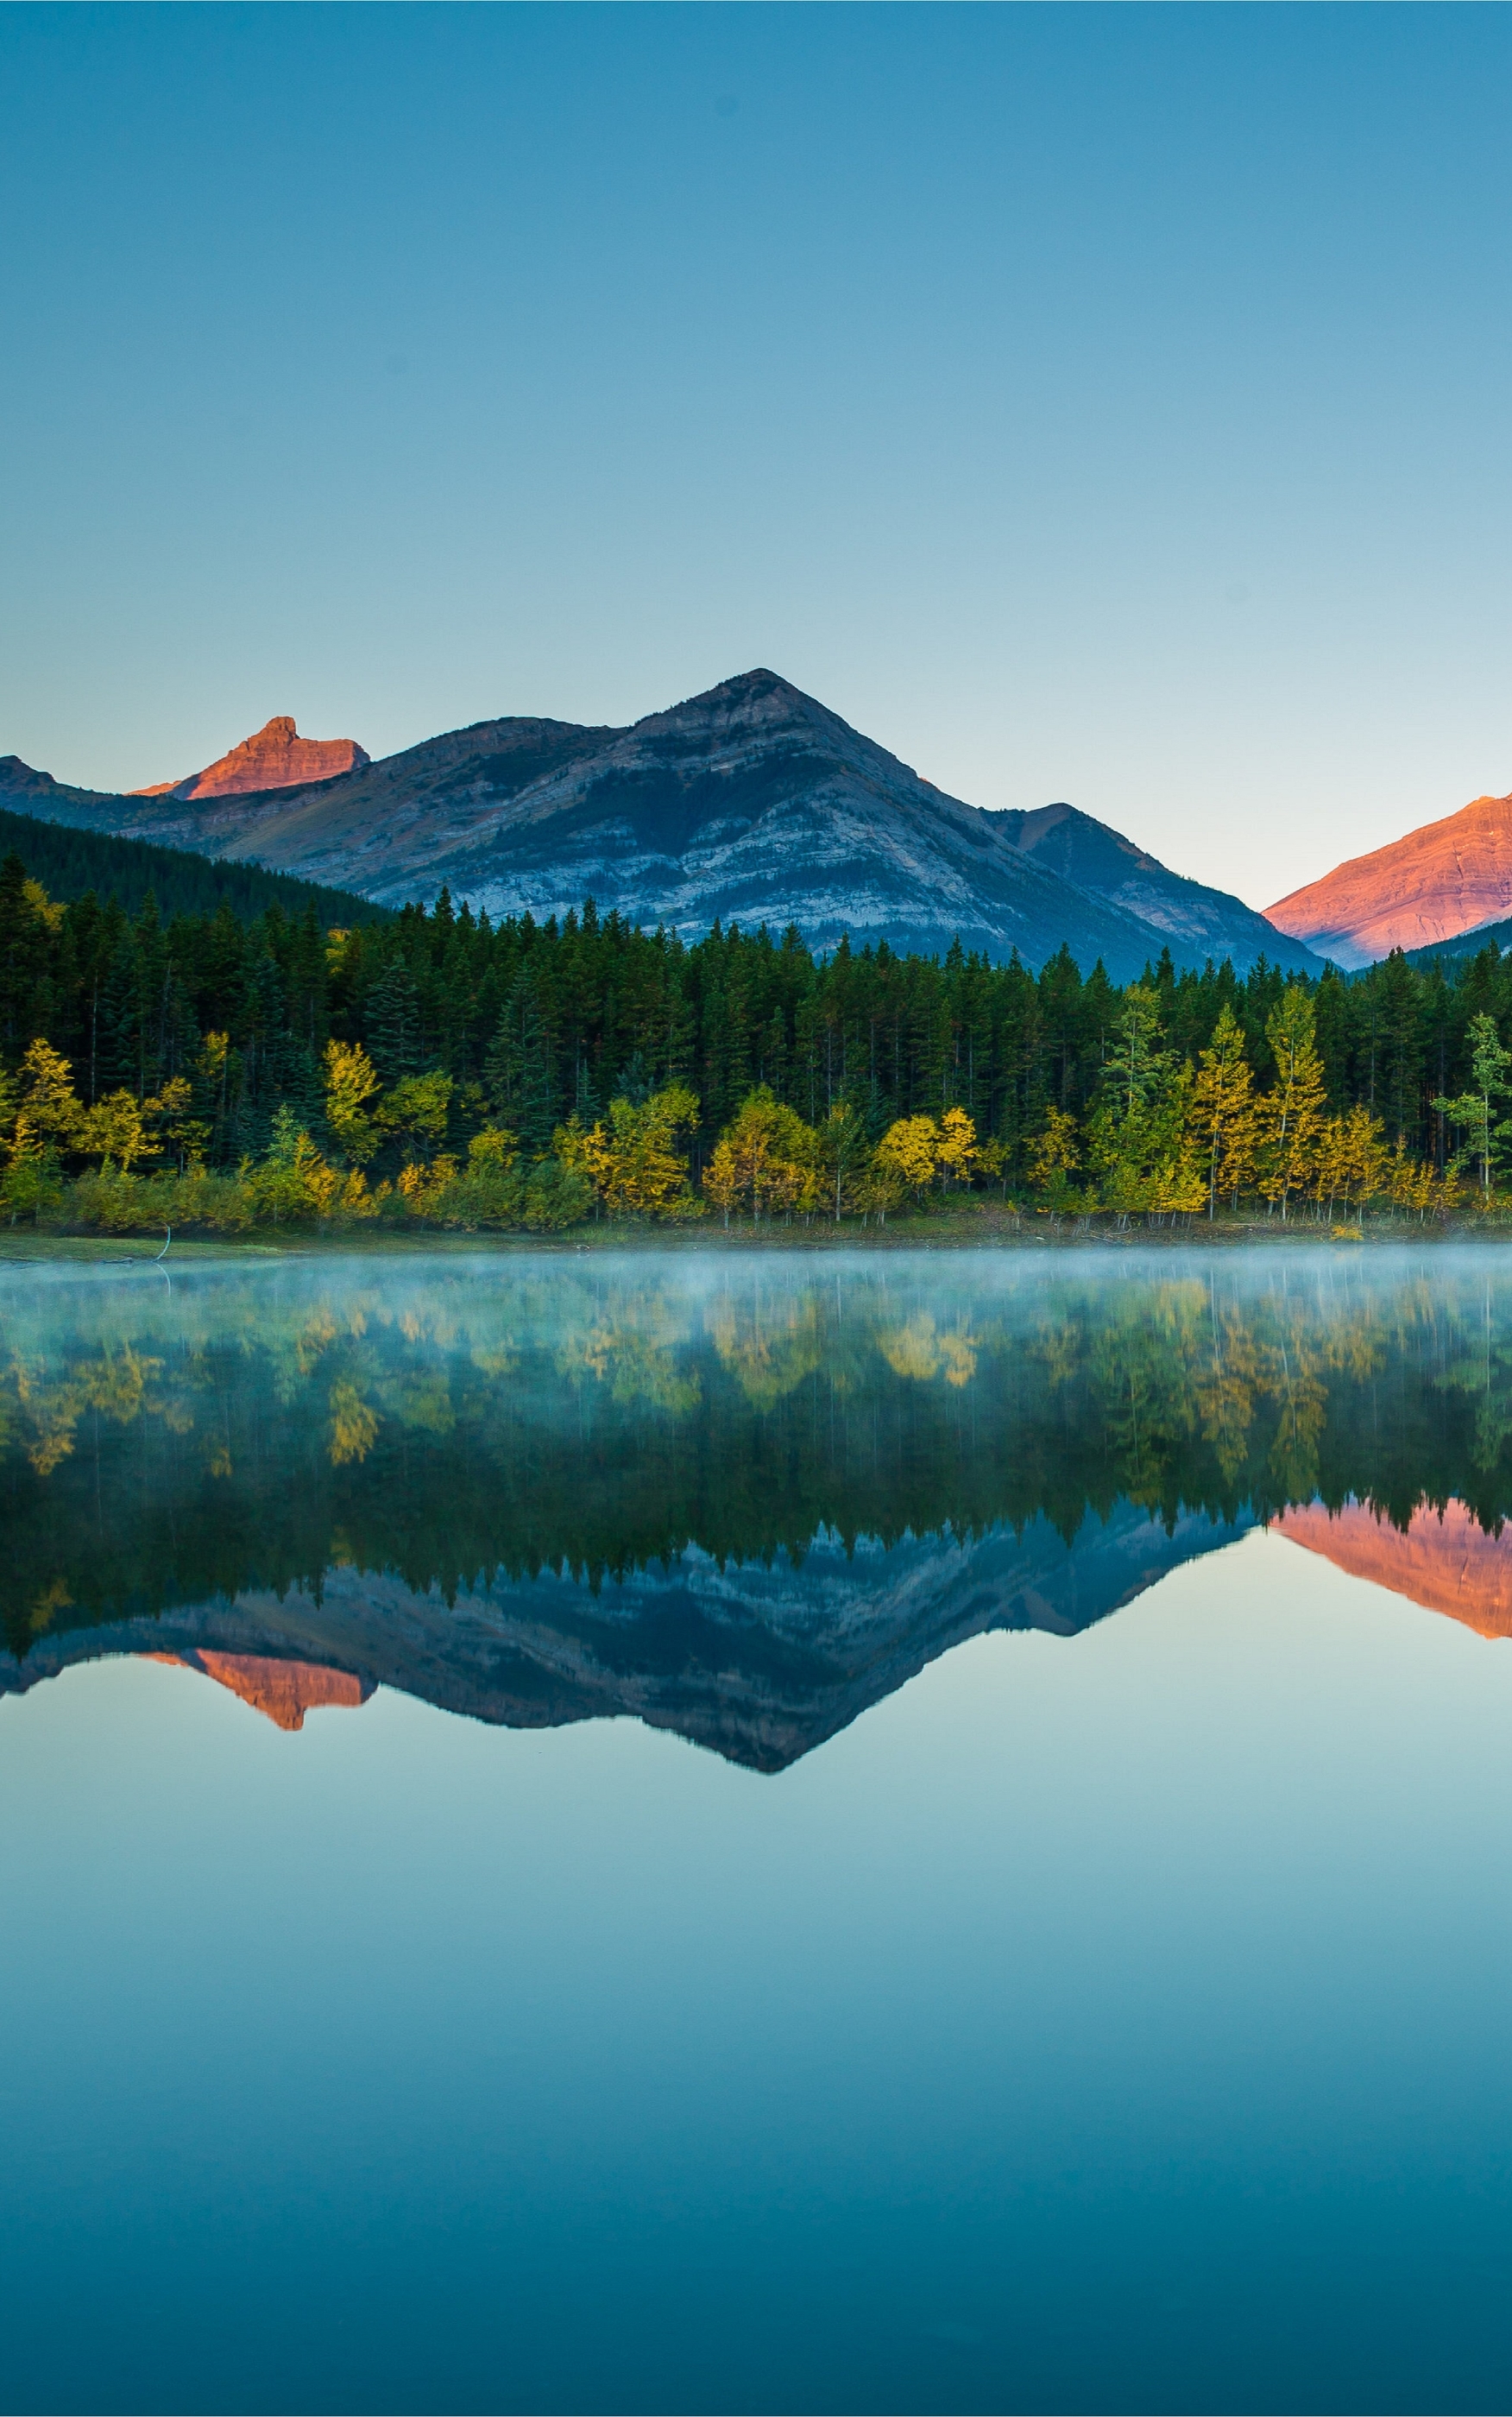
[0,1502,1255,1771]
[1266,787,1512,969]
[6,672,1322,981]
[1403,913,1512,968]
[129,714,369,800]
[988,798,1305,970]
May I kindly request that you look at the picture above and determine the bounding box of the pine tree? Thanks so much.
[366,956,420,1084]
[484,965,555,1152]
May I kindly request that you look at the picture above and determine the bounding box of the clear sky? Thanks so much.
[5,4,1512,909]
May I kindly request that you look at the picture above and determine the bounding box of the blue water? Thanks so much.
[4,1252,1512,2410]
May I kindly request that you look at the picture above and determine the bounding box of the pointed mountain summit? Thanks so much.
[1266,788,1512,969]
[4,672,1320,980]
[131,715,369,801]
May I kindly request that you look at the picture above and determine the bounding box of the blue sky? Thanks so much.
[5,3,1512,907]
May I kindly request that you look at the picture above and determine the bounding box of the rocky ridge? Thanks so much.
[3,672,1320,982]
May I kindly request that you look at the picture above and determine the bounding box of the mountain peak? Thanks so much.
[131,716,370,803]
[1266,787,1512,967]
[4,673,1321,981]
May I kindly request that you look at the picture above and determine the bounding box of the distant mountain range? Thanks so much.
[0,1504,1255,1772]
[1268,786,1512,969]
[2,671,1321,982]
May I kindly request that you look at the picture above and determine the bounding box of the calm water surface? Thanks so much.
[5,1246,1512,2412]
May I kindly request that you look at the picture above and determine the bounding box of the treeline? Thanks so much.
[4,845,1512,1228]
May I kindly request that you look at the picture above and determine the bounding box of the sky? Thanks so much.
[5,4,1512,910]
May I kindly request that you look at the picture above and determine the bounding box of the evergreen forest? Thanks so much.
[4,835,1512,1232]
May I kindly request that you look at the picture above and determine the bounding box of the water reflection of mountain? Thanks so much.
[1274,1499,1512,1642]
[3,1504,1252,1770]
[4,1249,1512,1765]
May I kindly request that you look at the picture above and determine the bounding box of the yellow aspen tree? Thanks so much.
[702,1136,741,1227]
[1027,1106,1080,1204]
[1257,987,1327,1221]
[935,1107,979,1187]
[468,1126,519,1176]
[601,1085,702,1218]
[874,1115,939,1204]
[1312,1114,1351,1221]
[11,1038,82,1158]
[1341,1104,1389,1216]
[324,1039,382,1167]
[715,1089,816,1221]
[1150,1070,1207,1215]
[1188,1004,1255,1217]
[78,1090,156,1176]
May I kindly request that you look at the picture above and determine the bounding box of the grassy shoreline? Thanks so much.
[0,1203,1498,1264]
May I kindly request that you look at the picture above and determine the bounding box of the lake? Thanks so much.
[5,1245,1512,2413]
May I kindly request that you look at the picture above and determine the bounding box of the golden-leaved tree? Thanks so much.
[1026,1105,1081,1209]
[701,1088,815,1222]
[323,1040,381,1167]
[562,1084,703,1220]
[1256,986,1327,1220]
[1186,1003,1257,1217]
[873,1114,939,1205]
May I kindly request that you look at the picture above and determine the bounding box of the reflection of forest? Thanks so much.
[3,1253,1511,1762]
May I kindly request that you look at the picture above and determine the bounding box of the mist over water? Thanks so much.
[6,1247,1512,2411]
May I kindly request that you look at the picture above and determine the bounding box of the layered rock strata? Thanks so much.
[132,716,369,801]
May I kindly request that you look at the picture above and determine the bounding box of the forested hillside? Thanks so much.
[0,803,387,927]
[1,845,1510,1232]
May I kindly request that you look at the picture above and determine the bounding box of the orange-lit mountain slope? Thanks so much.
[1272,1499,1512,1639]
[132,716,368,802]
[1265,789,1512,969]
[150,1650,373,1729]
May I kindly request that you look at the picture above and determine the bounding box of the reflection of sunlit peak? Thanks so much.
[1273,1499,1512,1639]
[154,1651,374,1732]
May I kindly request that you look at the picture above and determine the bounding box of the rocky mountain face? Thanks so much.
[1,1502,1253,1773]
[3,672,1320,981]
[130,715,369,800]
[1266,789,1512,969]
